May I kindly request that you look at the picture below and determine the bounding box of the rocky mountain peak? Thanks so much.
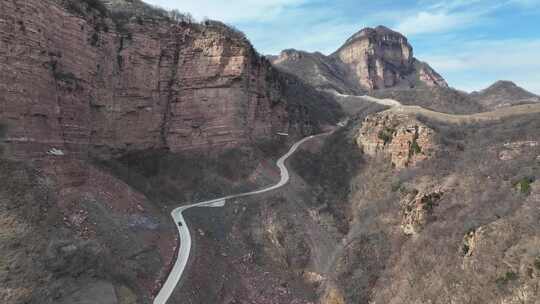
[333,26,421,90]
[341,25,410,49]
[274,49,305,63]
[272,25,448,92]
[490,80,519,88]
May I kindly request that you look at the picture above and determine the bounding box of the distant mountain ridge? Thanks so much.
[271,26,539,114]
[471,80,540,110]
[271,26,448,95]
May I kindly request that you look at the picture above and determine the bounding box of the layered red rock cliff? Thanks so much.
[333,26,415,90]
[0,0,325,159]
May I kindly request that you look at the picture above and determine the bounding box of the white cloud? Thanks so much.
[142,0,306,22]
[426,0,488,11]
[395,0,509,36]
[248,18,369,55]
[395,11,479,35]
[418,39,540,94]
[421,39,540,71]
[224,3,375,55]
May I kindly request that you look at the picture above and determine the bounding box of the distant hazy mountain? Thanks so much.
[470,80,540,110]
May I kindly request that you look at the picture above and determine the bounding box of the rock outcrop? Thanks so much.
[0,0,332,159]
[333,26,414,90]
[499,141,539,161]
[320,286,346,304]
[460,188,540,304]
[355,111,438,168]
[416,61,448,88]
[272,26,448,93]
[399,189,443,235]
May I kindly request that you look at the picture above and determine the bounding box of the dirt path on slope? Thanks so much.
[338,92,540,124]
[389,103,540,124]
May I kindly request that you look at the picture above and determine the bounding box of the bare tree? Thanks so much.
[168,9,194,23]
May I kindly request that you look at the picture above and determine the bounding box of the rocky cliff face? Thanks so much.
[0,0,328,160]
[355,111,438,168]
[399,188,443,235]
[333,26,414,90]
[271,26,448,93]
[332,26,448,90]
[416,60,448,88]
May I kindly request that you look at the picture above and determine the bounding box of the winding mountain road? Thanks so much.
[335,92,540,123]
[153,93,540,304]
[153,134,320,304]
[389,103,540,124]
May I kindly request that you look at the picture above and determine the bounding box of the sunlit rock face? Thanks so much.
[0,0,324,159]
[333,26,447,90]
[356,111,438,169]
[334,26,414,90]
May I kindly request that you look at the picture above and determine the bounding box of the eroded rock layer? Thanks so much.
[0,0,321,159]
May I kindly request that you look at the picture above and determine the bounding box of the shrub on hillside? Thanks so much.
[410,139,422,154]
[168,9,194,24]
[0,123,5,139]
[201,19,248,42]
[0,123,5,156]
[64,0,108,17]
[515,177,534,195]
[377,127,395,144]
[108,2,194,36]
[291,124,363,234]
[495,271,518,286]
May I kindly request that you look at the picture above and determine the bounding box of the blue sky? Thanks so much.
[144,0,540,94]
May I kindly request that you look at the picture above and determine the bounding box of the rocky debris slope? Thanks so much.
[355,111,438,168]
[312,111,540,304]
[471,80,540,110]
[166,123,370,304]
[0,156,177,304]
[1,124,318,304]
[270,49,361,95]
[272,26,448,94]
[0,0,339,160]
[227,108,539,304]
